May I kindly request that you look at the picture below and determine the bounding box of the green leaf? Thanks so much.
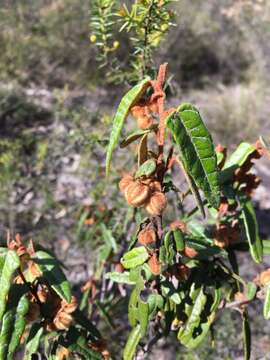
[106,78,150,176]
[135,159,156,178]
[243,311,251,360]
[240,199,263,263]
[105,271,135,285]
[263,285,270,320]
[24,324,44,360]
[121,246,149,269]
[123,324,142,360]
[245,282,257,301]
[7,295,29,359]
[178,287,207,347]
[138,300,149,336]
[172,229,185,252]
[167,104,220,208]
[32,250,72,303]
[120,129,151,148]
[0,310,14,360]
[0,250,20,322]
[221,142,256,183]
[68,342,103,359]
[262,240,270,255]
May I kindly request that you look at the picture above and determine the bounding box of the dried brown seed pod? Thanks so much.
[53,312,73,331]
[170,220,187,233]
[124,181,150,207]
[119,174,134,193]
[148,253,161,275]
[138,227,156,245]
[137,115,153,130]
[56,346,70,360]
[175,263,190,281]
[145,191,167,216]
[149,180,162,192]
[183,246,198,258]
[26,302,40,322]
[259,269,270,286]
[61,296,77,314]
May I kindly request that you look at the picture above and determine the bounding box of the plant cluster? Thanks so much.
[90,0,176,83]
[104,63,270,359]
[0,233,108,359]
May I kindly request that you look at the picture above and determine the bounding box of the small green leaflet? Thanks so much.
[121,246,149,269]
[24,323,44,360]
[106,78,151,176]
[120,128,151,148]
[167,103,220,209]
[123,324,142,360]
[263,285,270,320]
[0,310,14,359]
[221,142,257,183]
[32,251,72,303]
[240,199,263,263]
[135,159,156,178]
[7,295,29,360]
[0,250,20,322]
[105,271,135,285]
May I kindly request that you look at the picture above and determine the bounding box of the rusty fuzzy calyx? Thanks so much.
[124,181,151,207]
[148,252,161,275]
[145,191,167,216]
[138,226,156,245]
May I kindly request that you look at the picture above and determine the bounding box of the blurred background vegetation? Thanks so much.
[0,1,270,358]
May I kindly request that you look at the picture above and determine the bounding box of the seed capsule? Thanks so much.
[145,191,167,216]
[259,269,270,286]
[125,181,150,207]
[183,246,198,258]
[137,115,153,130]
[138,228,156,245]
[119,174,134,193]
[148,253,161,275]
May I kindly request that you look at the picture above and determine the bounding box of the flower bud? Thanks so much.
[138,227,156,245]
[145,191,167,216]
[125,181,150,207]
[90,34,97,43]
[148,253,161,275]
[183,246,198,258]
[54,312,73,331]
[119,174,134,193]
[149,180,162,192]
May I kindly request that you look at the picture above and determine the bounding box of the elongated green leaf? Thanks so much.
[172,229,185,252]
[138,301,149,336]
[240,199,263,263]
[105,271,135,285]
[123,324,142,360]
[262,240,270,255]
[121,246,149,269]
[135,159,156,178]
[120,129,151,148]
[178,287,207,347]
[167,104,220,208]
[245,282,257,301]
[32,251,71,303]
[24,324,44,360]
[263,285,270,319]
[7,295,29,359]
[0,311,14,360]
[68,342,103,360]
[243,311,251,360]
[106,78,151,176]
[224,142,256,170]
[221,142,257,183]
[0,250,20,322]
[128,288,139,327]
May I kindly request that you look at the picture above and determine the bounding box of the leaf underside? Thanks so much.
[167,104,220,209]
